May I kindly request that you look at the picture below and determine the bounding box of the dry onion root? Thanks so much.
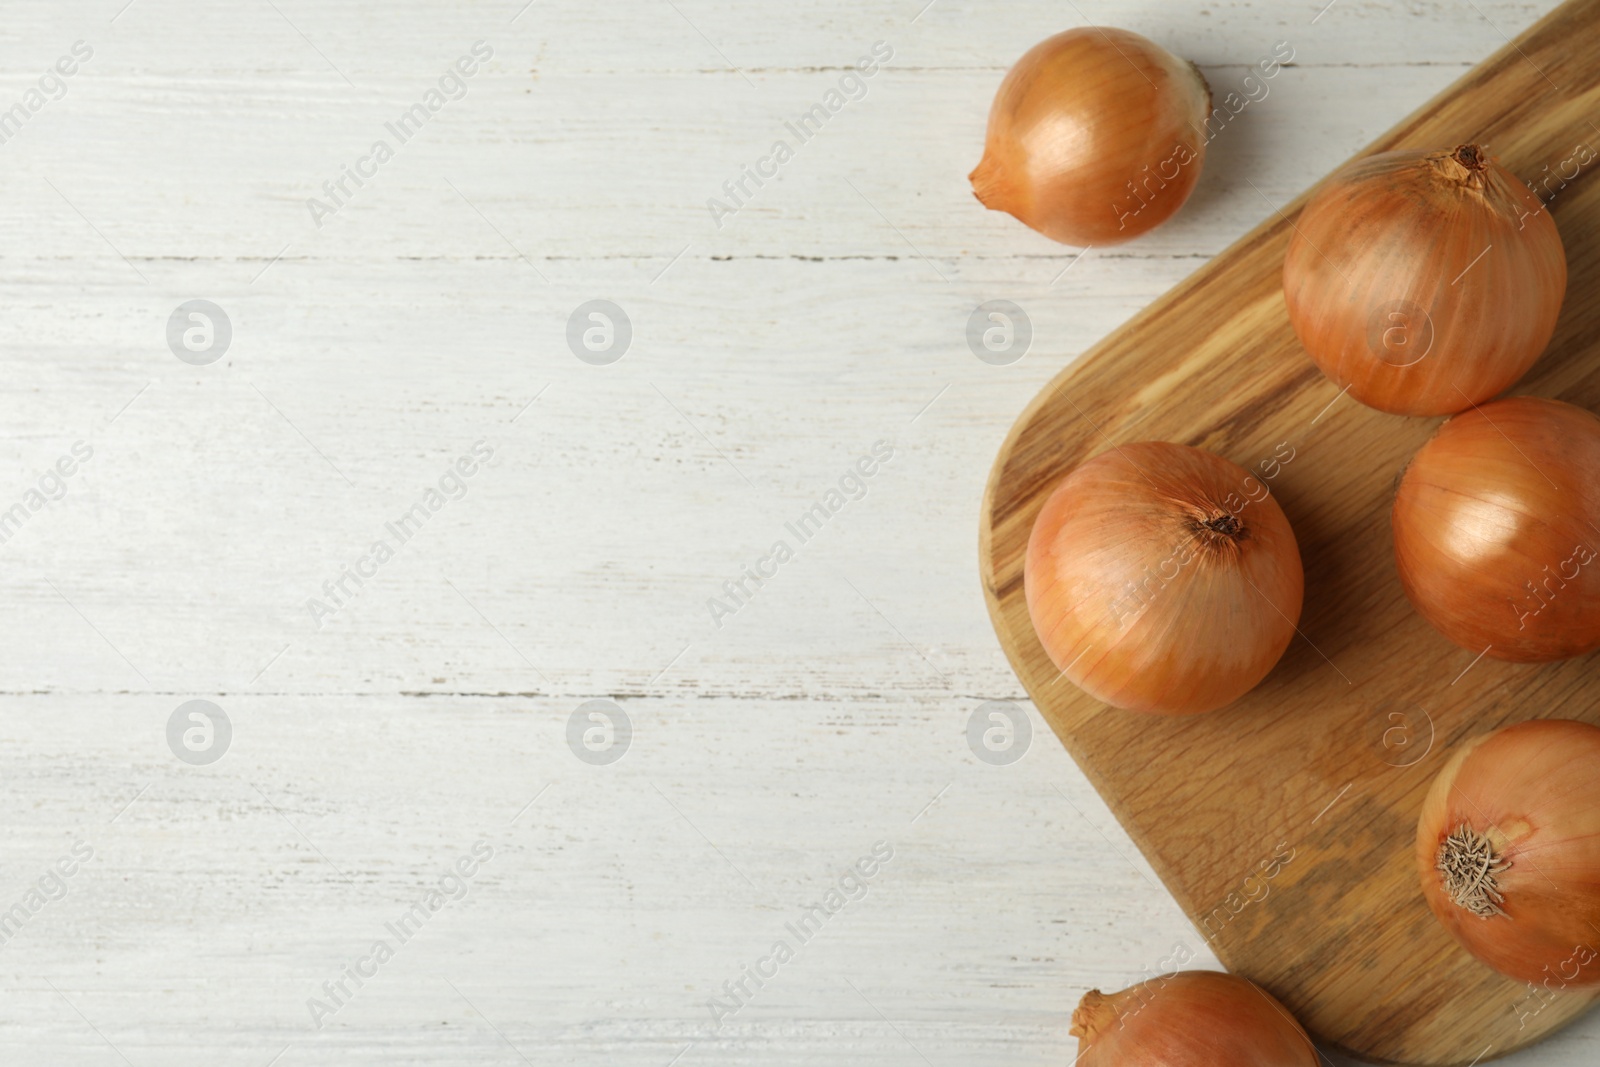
[1024,442,1303,715]
[1416,719,1600,986]
[970,27,1211,246]
[1072,970,1319,1065]
[1283,144,1567,415]
[1391,396,1600,662]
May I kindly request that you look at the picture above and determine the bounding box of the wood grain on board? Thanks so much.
[979,1,1600,1064]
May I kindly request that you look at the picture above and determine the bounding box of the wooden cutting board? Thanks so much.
[978,2,1600,1064]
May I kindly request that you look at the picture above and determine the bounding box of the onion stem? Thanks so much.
[1437,823,1511,918]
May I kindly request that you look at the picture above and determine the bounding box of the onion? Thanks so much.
[1072,970,1318,1065]
[1283,144,1567,415]
[970,27,1210,246]
[1416,719,1600,986]
[1391,396,1600,662]
[1024,442,1303,715]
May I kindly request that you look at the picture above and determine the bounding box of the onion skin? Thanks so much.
[1416,720,1600,986]
[1391,397,1600,662]
[970,27,1210,246]
[1024,442,1303,715]
[1072,971,1318,1066]
[1284,144,1566,415]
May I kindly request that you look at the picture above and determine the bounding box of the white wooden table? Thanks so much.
[0,1,1589,1063]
